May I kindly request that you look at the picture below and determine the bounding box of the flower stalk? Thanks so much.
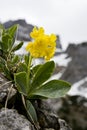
[27,54,32,91]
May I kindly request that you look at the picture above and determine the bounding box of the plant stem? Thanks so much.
[27,54,32,91]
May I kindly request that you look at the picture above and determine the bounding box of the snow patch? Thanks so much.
[52,54,72,67]
[68,77,87,98]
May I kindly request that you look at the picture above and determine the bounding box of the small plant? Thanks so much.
[0,24,23,80]
[0,25,71,128]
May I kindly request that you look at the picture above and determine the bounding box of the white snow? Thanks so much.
[51,54,72,67]
[68,77,87,98]
[50,72,64,80]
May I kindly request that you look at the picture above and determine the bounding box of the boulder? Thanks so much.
[0,108,34,130]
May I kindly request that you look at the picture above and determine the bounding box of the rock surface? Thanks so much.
[36,100,72,130]
[0,108,34,130]
[56,35,62,49]
[0,73,16,107]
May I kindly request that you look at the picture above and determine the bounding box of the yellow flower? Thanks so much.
[30,27,44,39]
[26,27,57,60]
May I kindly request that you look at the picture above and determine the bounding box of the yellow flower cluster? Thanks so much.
[26,27,57,60]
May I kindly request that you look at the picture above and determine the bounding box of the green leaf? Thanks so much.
[32,61,55,88]
[1,34,12,51]
[12,55,19,64]
[30,80,71,98]
[26,100,37,123]
[5,24,18,48]
[8,24,18,38]
[14,72,27,95]
[17,62,27,72]
[27,95,48,99]
[12,42,23,52]
[32,64,42,75]
[0,24,5,30]
[3,65,13,80]
[24,54,29,65]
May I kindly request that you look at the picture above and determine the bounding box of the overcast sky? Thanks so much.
[0,0,87,49]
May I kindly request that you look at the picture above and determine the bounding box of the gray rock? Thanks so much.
[0,108,34,130]
[0,73,16,104]
[61,42,87,84]
[56,35,62,49]
[58,119,72,130]
[35,100,72,130]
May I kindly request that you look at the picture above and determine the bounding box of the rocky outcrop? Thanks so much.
[60,42,87,84]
